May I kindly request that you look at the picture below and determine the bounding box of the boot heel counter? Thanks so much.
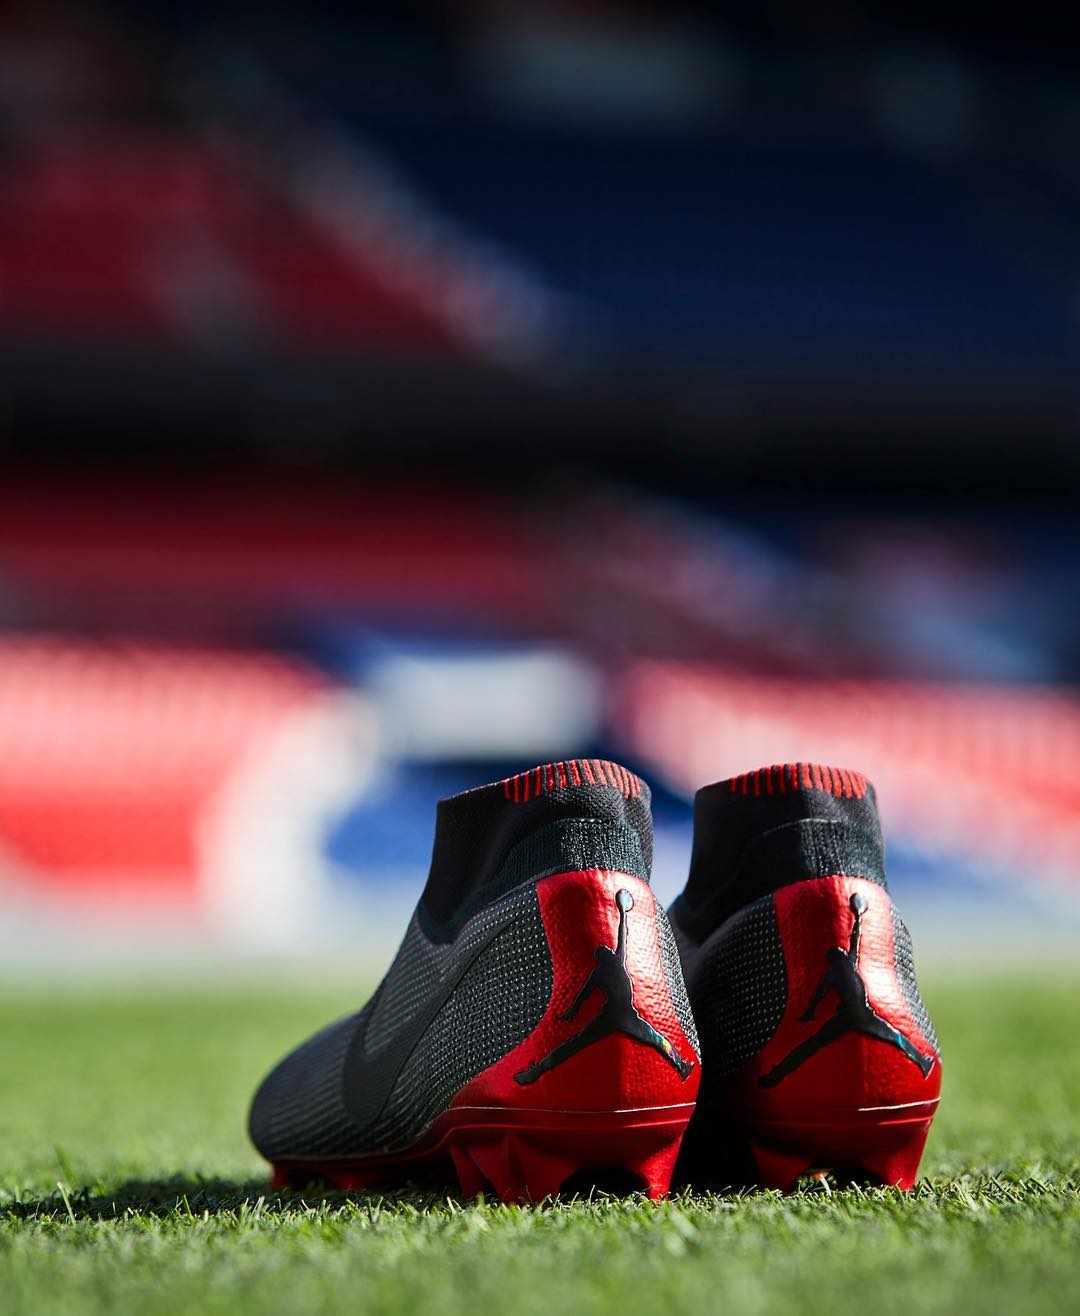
[686,875,940,1190]
[453,869,700,1114]
[742,876,941,1116]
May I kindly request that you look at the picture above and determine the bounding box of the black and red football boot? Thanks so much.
[669,764,940,1191]
[249,760,700,1203]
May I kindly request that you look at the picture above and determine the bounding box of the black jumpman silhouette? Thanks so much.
[515,889,695,1085]
[759,891,935,1089]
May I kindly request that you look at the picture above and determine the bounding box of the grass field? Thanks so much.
[1,971,1077,1316]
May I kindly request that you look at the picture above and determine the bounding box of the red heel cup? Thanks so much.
[446,869,700,1201]
[731,876,940,1190]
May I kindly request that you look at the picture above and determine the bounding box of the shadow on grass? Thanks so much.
[4,1176,454,1221]
[3,1171,754,1220]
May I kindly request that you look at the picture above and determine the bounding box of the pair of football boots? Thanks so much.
[250,760,940,1201]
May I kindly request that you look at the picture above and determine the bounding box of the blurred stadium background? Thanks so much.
[1,0,1077,979]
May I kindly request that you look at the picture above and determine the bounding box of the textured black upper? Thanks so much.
[419,759,653,935]
[248,760,692,1165]
[687,892,788,1081]
[249,881,552,1159]
[671,763,887,946]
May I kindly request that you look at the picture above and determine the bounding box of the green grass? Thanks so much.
[1,972,1077,1316]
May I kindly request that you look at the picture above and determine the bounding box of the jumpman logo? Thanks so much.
[515,889,695,1086]
[760,891,935,1089]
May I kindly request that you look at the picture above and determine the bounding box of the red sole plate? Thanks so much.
[271,1102,695,1203]
[745,1099,939,1190]
[679,1097,939,1192]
